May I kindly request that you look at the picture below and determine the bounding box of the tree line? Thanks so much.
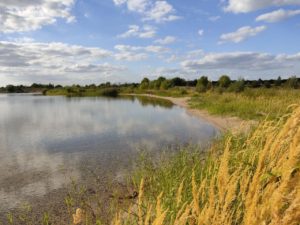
[138,75,300,93]
[1,76,299,93]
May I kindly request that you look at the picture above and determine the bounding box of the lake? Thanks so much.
[0,94,218,215]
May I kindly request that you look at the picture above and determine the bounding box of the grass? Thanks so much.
[190,88,300,120]
[46,87,119,97]
[111,105,300,225]
[120,86,194,98]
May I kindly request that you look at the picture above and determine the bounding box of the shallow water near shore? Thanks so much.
[0,94,218,216]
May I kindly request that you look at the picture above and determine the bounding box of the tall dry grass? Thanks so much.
[113,106,300,225]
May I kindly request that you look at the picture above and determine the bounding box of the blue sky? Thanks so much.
[0,0,300,85]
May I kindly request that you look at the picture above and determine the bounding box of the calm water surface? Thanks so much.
[0,94,218,212]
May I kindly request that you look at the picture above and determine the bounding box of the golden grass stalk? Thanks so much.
[112,106,300,225]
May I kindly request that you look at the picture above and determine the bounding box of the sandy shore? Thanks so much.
[126,94,256,133]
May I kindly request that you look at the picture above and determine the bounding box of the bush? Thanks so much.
[196,76,209,93]
[140,78,150,90]
[179,89,188,95]
[275,76,282,86]
[160,80,172,90]
[228,79,245,93]
[218,75,231,88]
[286,76,299,89]
[100,88,119,97]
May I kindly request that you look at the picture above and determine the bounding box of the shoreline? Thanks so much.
[124,94,256,133]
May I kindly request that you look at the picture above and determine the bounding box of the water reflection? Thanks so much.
[0,94,218,211]
[120,95,174,108]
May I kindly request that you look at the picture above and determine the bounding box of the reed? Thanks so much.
[114,105,300,225]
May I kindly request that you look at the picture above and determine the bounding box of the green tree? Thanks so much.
[264,81,271,88]
[275,76,282,86]
[218,75,231,88]
[170,77,186,87]
[157,76,166,83]
[140,77,150,90]
[160,80,172,90]
[6,85,15,93]
[152,77,166,90]
[286,76,299,89]
[196,76,209,93]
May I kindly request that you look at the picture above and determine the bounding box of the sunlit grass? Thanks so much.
[190,88,300,120]
[112,105,300,224]
[120,87,194,97]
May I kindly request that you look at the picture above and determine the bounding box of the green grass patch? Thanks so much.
[189,88,300,120]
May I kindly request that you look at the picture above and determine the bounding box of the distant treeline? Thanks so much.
[137,75,300,93]
[0,83,57,93]
[1,76,299,94]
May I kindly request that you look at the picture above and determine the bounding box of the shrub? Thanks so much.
[160,80,172,90]
[218,75,231,88]
[100,88,119,97]
[264,81,271,88]
[228,79,245,93]
[196,76,209,93]
[286,76,299,89]
[140,78,150,90]
[275,76,282,86]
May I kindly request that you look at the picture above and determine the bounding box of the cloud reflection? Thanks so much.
[0,94,217,211]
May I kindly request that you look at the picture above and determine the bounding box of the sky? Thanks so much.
[0,0,300,85]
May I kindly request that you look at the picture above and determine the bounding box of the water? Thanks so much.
[0,94,217,212]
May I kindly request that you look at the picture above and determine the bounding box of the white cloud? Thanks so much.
[154,36,176,45]
[198,29,204,36]
[181,51,300,71]
[0,41,128,84]
[164,49,204,63]
[115,0,148,13]
[114,44,168,53]
[166,54,179,63]
[9,37,35,43]
[154,67,183,77]
[145,45,169,53]
[63,63,125,74]
[143,1,181,22]
[112,0,180,23]
[0,0,75,33]
[114,52,148,61]
[118,25,156,38]
[186,49,204,58]
[224,0,300,13]
[114,44,169,61]
[208,16,221,21]
[256,9,300,22]
[219,26,267,44]
[114,45,148,61]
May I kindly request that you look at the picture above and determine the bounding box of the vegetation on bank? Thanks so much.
[45,86,120,97]
[110,106,300,225]
[123,75,300,121]
[2,75,299,97]
[0,83,56,93]
[190,88,300,120]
